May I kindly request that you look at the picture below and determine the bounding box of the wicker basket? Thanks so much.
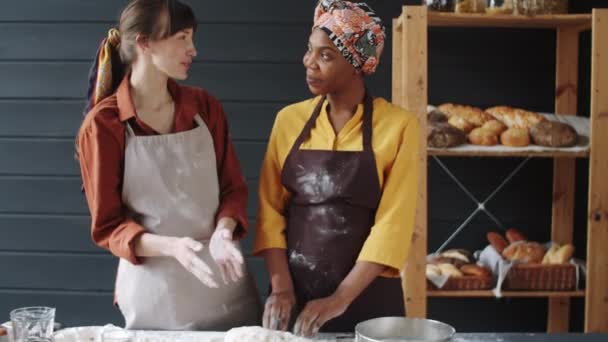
[504,263,576,291]
[427,276,494,291]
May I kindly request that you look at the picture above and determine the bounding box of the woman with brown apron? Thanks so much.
[254,0,421,337]
[77,0,261,330]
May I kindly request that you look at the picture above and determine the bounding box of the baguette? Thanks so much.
[486,106,546,130]
[487,232,509,254]
[505,228,527,243]
[439,103,494,127]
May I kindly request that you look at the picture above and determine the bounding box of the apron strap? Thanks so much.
[124,120,136,137]
[193,113,205,127]
[361,92,374,151]
[287,96,326,157]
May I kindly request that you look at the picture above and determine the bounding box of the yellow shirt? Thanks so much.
[254,96,420,277]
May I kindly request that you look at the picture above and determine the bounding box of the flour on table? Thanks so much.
[224,326,312,342]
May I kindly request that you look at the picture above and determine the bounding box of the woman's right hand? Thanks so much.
[172,237,218,288]
[263,289,296,331]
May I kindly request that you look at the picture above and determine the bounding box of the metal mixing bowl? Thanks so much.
[355,316,456,342]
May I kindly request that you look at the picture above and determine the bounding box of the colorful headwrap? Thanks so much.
[313,0,385,75]
[83,28,125,115]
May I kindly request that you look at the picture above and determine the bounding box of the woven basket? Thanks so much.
[504,263,576,291]
[428,276,494,291]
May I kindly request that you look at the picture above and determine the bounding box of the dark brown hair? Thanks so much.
[118,0,197,65]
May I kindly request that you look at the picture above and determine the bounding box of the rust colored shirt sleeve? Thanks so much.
[78,110,146,265]
[202,93,249,238]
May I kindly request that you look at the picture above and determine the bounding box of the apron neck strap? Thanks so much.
[290,91,374,156]
[193,113,205,127]
[125,120,136,137]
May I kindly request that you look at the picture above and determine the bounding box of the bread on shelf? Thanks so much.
[486,105,546,130]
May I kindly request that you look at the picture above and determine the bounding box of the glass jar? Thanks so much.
[425,0,455,12]
[486,0,515,15]
[455,0,487,13]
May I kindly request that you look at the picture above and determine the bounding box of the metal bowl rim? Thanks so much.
[355,316,456,342]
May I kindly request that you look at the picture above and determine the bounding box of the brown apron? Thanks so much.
[116,114,261,330]
[280,94,405,333]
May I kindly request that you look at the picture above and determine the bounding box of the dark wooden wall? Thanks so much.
[0,0,603,332]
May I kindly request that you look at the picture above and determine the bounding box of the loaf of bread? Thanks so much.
[460,264,492,278]
[469,127,499,146]
[487,232,509,254]
[428,109,449,123]
[529,120,578,147]
[486,106,546,130]
[428,121,467,148]
[502,241,545,264]
[505,228,527,243]
[439,103,494,127]
[448,115,476,133]
[501,128,530,147]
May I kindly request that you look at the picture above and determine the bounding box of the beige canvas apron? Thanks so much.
[115,114,261,330]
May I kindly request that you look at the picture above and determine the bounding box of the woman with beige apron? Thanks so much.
[77,0,261,330]
[254,0,420,337]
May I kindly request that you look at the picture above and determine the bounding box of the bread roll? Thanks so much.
[554,244,575,264]
[542,244,560,264]
[501,128,530,147]
[487,232,509,254]
[437,263,463,277]
[440,249,473,263]
[448,115,475,134]
[469,127,499,146]
[426,264,442,277]
[482,120,507,135]
[460,264,492,278]
[505,228,527,243]
[429,256,467,268]
[529,120,578,147]
[502,242,545,264]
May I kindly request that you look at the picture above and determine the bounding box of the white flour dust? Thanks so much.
[307,206,348,235]
[289,250,317,271]
[295,166,341,203]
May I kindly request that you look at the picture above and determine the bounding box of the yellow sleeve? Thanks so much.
[253,114,290,254]
[357,116,421,277]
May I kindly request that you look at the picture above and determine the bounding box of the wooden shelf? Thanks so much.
[393,5,608,332]
[427,12,592,30]
[428,290,586,298]
[428,148,590,158]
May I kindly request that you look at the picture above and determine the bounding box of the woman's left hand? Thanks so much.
[209,226,244,285]
[293,293,350,337]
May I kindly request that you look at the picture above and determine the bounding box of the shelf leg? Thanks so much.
[547,24,580,333]
[399,5,428,319]
[585,8,608,333]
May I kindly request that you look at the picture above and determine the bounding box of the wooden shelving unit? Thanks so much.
[392,7,608,333]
